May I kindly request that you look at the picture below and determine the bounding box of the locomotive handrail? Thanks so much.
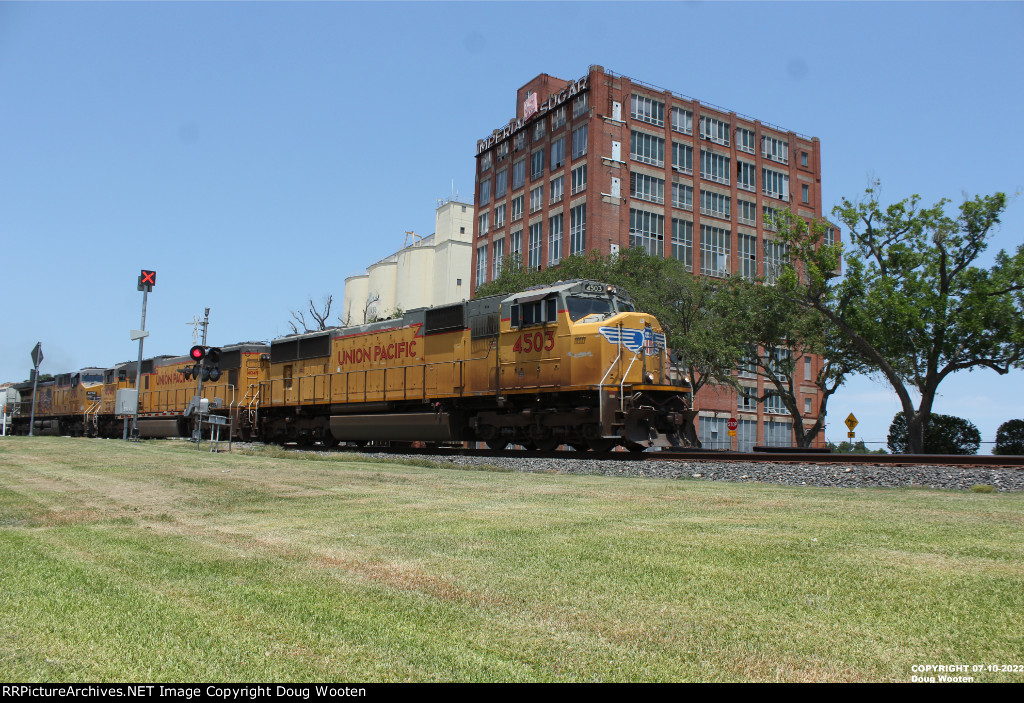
[620,352,641,413]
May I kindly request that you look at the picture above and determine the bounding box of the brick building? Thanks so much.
[471,65,834,449]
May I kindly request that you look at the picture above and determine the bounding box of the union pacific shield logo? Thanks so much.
[598,327,666,356]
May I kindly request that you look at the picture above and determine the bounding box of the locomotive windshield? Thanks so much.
[567,295,635,321]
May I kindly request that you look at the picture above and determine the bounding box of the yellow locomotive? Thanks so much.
[258,280,695,451]
[6,280,695,450]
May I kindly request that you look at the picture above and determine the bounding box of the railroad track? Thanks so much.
[289,443,1024,468]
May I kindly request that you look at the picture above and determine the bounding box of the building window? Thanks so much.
[551,106,566,130]
[549,213,563,265]
[763,205,779,231]
[513,131,526,152]
[672,182,693,211]
[550,175,564,204]
[573,93,588,118]
[495,170,507,198]
[530,185,544,213]
[476,244,488,285]
[764,419,792,447]
[804,397,813,414]
[762,167,789,200]
[480,151,492,171]
[671,106,693,134]
[533,120,545,141]
[765,393,786,415]
[572,124,588,160]
[736,127,755,154]
[699,116,730,146]
[738,199,757,227]
[494,203,506,229]
[825,226,836,246]
[569,203,586,255]
[630,94,665,127]
[738,232,757,280]
[497,141,509,162]
[801,151,809,167]
[737,161,756,192]
[629,208,665,256]
[762,135,789,163]
[700,150,730,185]
[550,137,566,170]
[528,222,542,270]
[531,148,545,180]
[512,159,526,190]
[510,229,522,261]
[478,211,490,236]
[672,218,693,271]
[805,355,812,381]
[764,239,788,284]
[700,224,730,277]
[492,238,504,280]
[511,195,524,222]
[802,184,810,203]
[630,172,665,204]
[631,130,665,167]
[571,163,587,195]
[699,416,729,451]
[672,142,693,174]
[738,347,757,378]
[479,178,491,206]
[739,386,758,412]
[700,189,731,220]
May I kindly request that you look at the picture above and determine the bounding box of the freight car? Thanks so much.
[4,280,696,450]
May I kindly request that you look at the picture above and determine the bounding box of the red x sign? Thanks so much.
[140,270,156,286]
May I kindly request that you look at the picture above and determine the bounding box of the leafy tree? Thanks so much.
[827,440,887,454]
[887,411,980,455]
[775,185,1024,453]
[726,280,867,447]
[994,419,1024,455]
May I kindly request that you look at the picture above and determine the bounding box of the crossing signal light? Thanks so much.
[187,346,222,382]
[190,345,205,362]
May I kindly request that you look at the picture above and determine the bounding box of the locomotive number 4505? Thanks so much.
[512,331,556,353]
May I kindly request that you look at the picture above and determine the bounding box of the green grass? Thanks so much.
[1,437,1023,682]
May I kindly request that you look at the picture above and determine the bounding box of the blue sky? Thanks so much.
[1,1,1022,451]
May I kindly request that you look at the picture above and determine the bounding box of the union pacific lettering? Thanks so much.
[154,370,188,386]
[337,341,417,367]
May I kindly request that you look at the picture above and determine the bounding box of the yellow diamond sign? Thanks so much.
[845,413,859,431]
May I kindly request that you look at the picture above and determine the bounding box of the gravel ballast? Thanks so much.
[389,453,1024,492]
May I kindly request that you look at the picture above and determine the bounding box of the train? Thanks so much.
[2,280,697,451]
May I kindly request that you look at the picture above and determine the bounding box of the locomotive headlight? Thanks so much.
[644,372,655,383]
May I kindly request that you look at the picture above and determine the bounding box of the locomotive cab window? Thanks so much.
[511,297,557,327]
[567,296,615,321]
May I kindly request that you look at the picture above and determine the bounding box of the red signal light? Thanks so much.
[189,345,205,361]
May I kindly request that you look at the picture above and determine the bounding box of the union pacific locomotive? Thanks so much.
[3,280,697,451]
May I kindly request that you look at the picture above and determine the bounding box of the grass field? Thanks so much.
[1,437,1022,682]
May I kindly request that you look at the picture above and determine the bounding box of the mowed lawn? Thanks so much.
[1,438,1022,682]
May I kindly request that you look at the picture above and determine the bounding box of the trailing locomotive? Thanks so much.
[4,280,696,450]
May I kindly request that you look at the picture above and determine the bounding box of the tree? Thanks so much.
[726,280,867,447]
[994,419,1024,455]
[887,411,980,455]
[827,440,887,454]
[775,185,1024,453]
[288,294,337,334]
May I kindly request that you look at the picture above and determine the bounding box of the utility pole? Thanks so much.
[126,270,155,441]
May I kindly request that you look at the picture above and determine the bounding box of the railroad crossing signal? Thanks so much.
[138,269,156,292]
[186,346,221,382]
[30,342,44,368]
